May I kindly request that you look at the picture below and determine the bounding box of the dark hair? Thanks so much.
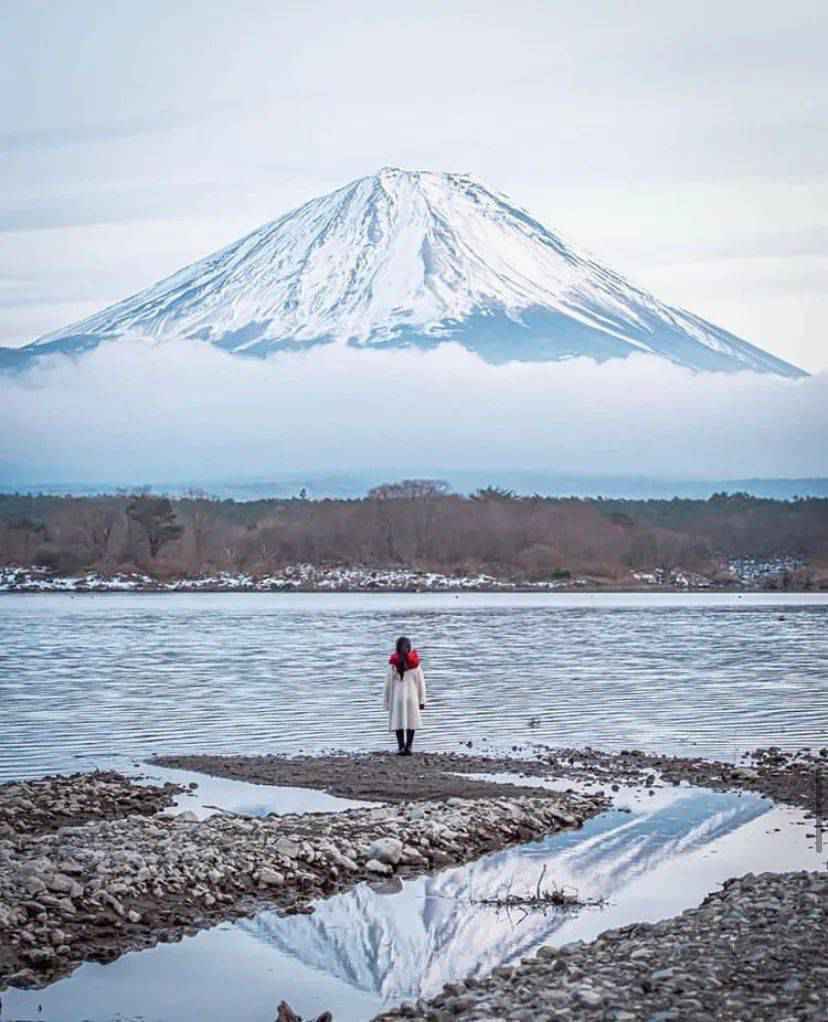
[395,636,412,678]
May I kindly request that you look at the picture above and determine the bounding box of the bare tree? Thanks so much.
[126,496,184,560]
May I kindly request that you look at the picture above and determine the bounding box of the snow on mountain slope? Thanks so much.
[13,168,805,376]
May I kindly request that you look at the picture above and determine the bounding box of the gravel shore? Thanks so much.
[0,770,182,839]
[374,870,828,1022]
[0,772,604,990]
[1,748,825,1014]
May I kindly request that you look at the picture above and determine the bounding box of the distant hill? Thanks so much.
[1,473,827,501]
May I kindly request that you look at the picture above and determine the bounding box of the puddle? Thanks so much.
[133,762,375,819]
[0,923,380,1022]
[457,768,684,812]
[3,784,824,1022]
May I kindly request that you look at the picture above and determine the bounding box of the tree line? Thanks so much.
[1,482,826,584]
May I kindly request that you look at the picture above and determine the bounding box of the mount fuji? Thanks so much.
[3,168,805,376]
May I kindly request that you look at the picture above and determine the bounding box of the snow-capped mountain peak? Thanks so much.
[10,168,805,377]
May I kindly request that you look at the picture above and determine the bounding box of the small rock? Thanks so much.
[6,968,37,988]
[47,872,82,897]
[275,837,300,858]
[365,858,393,876]
[258,867,285,887]
[365,837,403,866]
[23,875,47,896]
[575,987,603,1007]
[23,946,54,964]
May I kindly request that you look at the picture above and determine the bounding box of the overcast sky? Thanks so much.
[1,0,826,372]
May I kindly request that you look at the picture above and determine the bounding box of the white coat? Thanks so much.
[384,664,427,731]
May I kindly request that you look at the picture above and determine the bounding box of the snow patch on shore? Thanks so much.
[0,564,580,594]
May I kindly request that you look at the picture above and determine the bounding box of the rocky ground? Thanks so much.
[0,770,183,839]
[2,747,825,1013]
[375,870,828,1022]
[0,772,605,990]
[156,742,828,816]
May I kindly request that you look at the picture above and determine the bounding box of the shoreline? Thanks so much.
[1,746,825,1016]
[4,565,823,595]
[154,744,828,815]
[2,586,824,596]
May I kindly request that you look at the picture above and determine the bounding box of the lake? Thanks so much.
[2,592,827,782]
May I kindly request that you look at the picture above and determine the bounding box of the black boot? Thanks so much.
[395,729,406,754]
[403,729,415,755]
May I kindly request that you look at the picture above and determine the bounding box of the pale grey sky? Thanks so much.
[1,0,826,370]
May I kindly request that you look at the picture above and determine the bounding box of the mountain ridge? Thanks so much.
[3,168,806,377]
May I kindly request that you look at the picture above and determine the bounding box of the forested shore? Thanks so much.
[1,483,826,589]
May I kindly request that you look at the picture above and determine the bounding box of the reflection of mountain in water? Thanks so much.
[241,789,768,1003]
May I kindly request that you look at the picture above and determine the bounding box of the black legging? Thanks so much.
[395,729,416,752]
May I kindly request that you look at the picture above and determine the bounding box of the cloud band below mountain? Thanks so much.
[2,340,826,485]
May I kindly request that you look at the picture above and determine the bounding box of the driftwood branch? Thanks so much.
[469,868,605,914]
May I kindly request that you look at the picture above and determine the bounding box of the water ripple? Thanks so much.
[2,592,827,780]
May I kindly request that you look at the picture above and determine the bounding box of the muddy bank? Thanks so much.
[155,743,828,815]
[0,773,605,991]
[376,869,828,1021]
[152,751,600,804]
[0,770,183,839]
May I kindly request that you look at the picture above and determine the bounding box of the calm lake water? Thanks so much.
[2,592,827,781]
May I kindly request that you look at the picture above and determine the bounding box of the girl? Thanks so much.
[385,636,426,755]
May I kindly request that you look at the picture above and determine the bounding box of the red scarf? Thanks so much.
[389,649,420,671]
